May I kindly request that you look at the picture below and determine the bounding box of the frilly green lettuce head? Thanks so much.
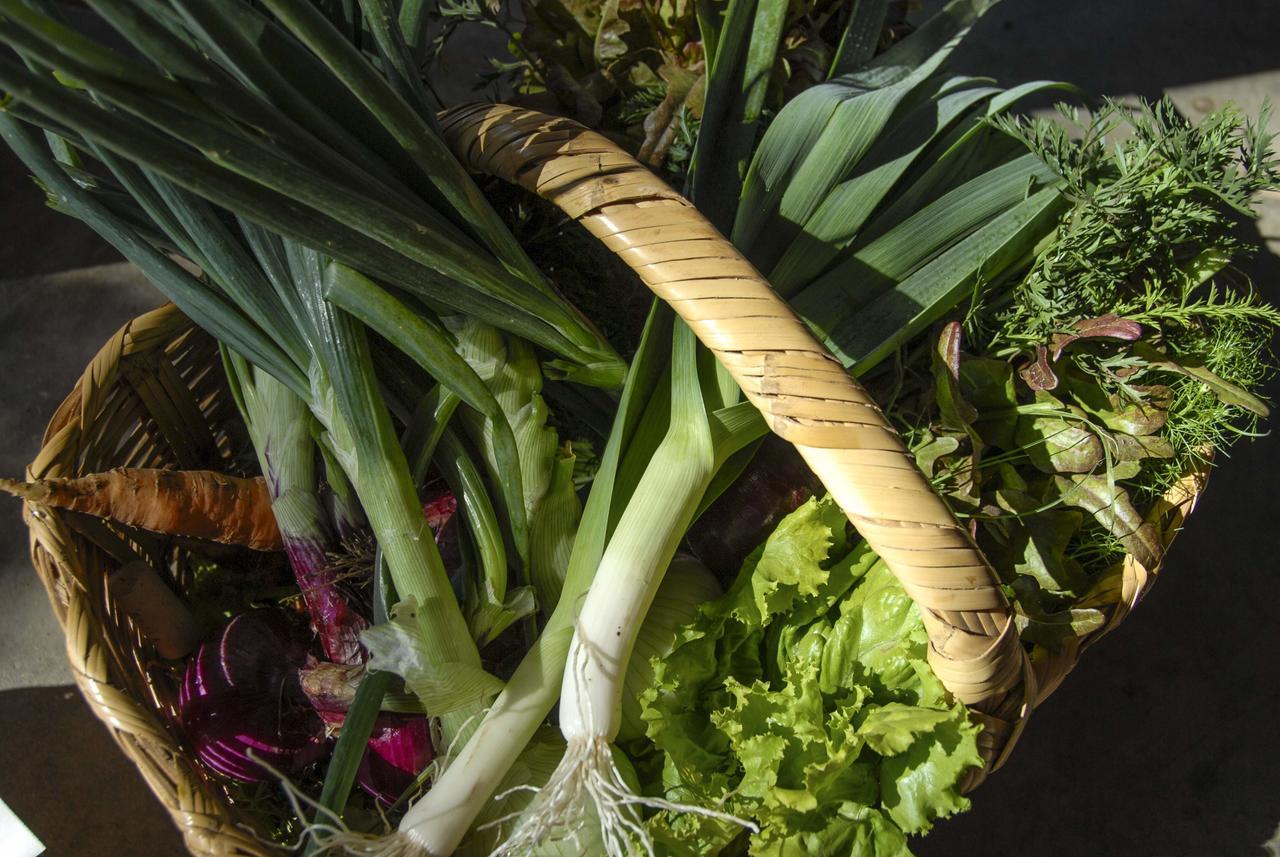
[631,496,984,856]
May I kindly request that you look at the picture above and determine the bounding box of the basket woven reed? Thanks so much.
[21,106,1209,853]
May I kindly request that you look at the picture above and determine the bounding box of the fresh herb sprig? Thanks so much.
[897,97,1280,641]
[985,97,1280,346]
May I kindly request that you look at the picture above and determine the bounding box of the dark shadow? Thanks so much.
[1,143,122,280]
[0,8,130,281]
[938,0,1280,106]
[917,376,1280,855]
[0,685,186,855]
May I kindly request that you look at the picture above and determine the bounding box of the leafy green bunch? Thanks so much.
[638,497,979,856]
[986,97,1280,345]
[888,99,1280,648]
[433,0,912,178]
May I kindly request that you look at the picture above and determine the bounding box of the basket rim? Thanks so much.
[18,236,1210,854]
[23,303,280,856]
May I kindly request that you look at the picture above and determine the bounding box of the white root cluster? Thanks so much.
[487,733,756,857]
[484,638,756,857]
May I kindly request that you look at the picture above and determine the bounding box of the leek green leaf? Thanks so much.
[363,598,504,716]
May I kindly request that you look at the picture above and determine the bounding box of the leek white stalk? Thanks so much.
[365,318,768,857]
[487,325,753,857]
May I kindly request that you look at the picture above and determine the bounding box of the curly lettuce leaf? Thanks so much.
[637,497,983,855]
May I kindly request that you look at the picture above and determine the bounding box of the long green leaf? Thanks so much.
[140,173,309,365]
[307,668,393,849]
[828,0,890,78]
[0,55,592,361]
[356,0,438,115]
[745,48,964,269]
[769,80,1002,294]
[827,186,1066,371]
[397,0,432,63]
[324,264,531,557]
[0,0,200,103]
[854,0,1000,88]
[437,427,510,643]
[254,0,556,299]
[402,385,462,484]
[795,151,1061,329]
[688,0,786,231]
[732,0,999,256]
[161,0,430,210]
[0,112,307,395]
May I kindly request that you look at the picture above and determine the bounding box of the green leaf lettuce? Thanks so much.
[635,497,983,855]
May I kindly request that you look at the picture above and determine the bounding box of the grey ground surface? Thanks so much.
[1,1,1278,855]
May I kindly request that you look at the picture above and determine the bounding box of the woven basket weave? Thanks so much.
[23,303,276,855]
[21,107,1210,853]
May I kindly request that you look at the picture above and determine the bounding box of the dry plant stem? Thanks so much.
[0,468,281,550]
[440,104,1029,721]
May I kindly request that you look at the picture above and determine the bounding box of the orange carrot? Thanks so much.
[1,468,282,551]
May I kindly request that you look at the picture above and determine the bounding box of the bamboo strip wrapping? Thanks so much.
[440,104,1030,735]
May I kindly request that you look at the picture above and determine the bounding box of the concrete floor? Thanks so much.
[1,1,1279,854]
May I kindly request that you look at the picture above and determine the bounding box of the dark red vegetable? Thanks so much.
[686,436,823,580]
[357,713,434,804]
[179,610,327,782]
[303,661,435,803]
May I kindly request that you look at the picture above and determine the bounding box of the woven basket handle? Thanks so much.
[441,103,1028,719]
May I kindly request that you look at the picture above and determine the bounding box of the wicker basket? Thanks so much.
[21,108,1210,853]
[23,303,277,855]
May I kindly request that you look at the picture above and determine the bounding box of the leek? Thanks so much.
[390,311,767,856]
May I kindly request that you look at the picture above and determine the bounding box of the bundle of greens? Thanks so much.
[429,0,913,179]
[889,98,1280,653]
[2,0,1278,855]
[641,497,980,855]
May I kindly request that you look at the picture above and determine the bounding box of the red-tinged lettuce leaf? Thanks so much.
[1019,344,1059,391]
[1015,415,1104,474]
[1053,473,1163,570]
[934,322,978,429]
[1050,314,1143,360]
[988,489,1087,596]
[960,356,1019,450]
